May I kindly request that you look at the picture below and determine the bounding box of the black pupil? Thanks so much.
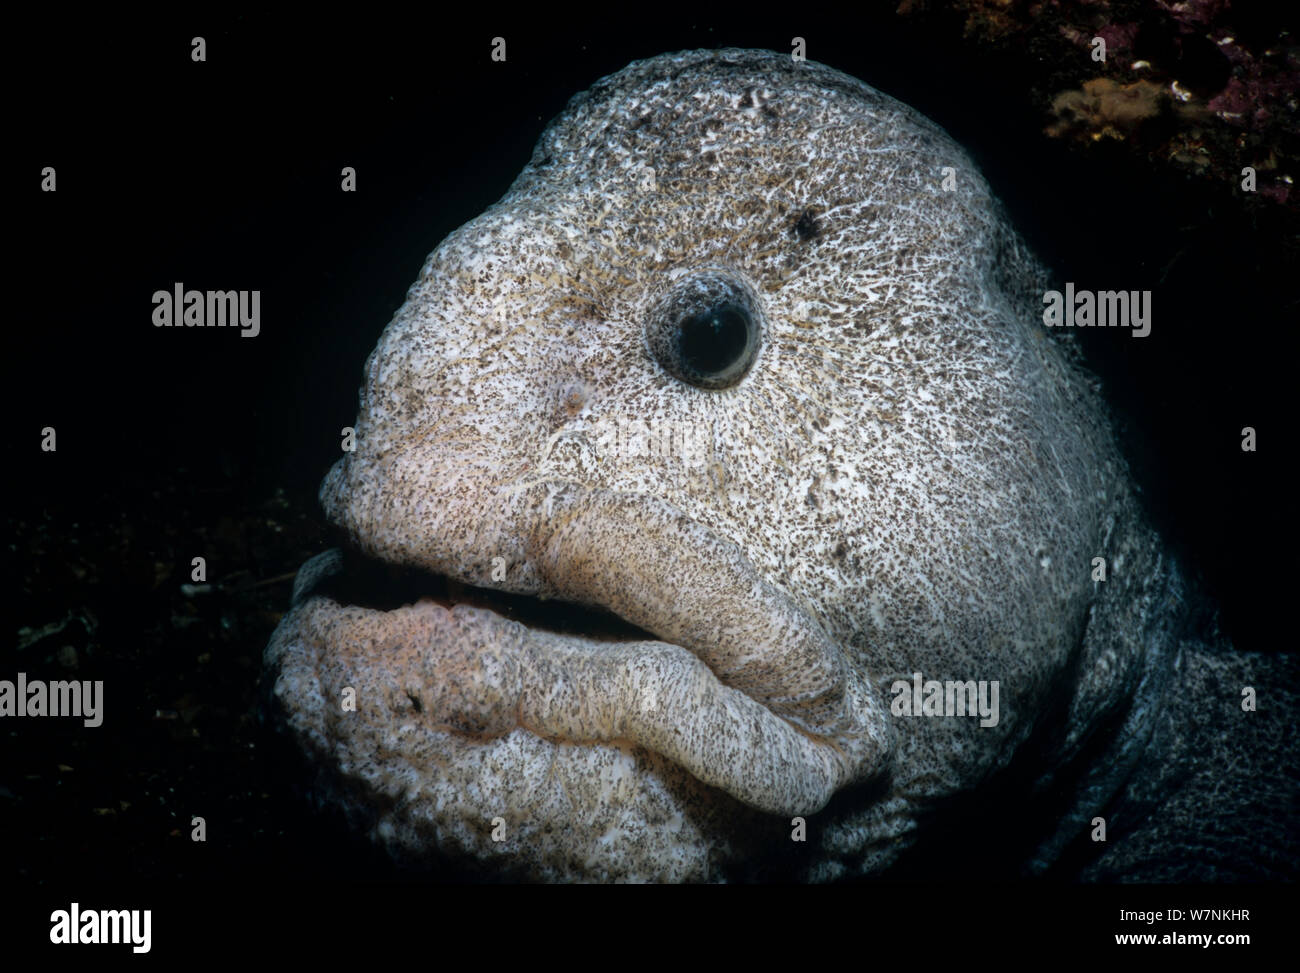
[676,303,750,377]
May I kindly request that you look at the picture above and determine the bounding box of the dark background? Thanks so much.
[4,7,1293,951]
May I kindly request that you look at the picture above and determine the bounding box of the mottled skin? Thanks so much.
[264,49,1297,881]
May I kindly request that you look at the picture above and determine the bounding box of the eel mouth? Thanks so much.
[268,476,893,817]
[312,546,661,645]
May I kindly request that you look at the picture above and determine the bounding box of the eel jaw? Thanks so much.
[269,473,892,824]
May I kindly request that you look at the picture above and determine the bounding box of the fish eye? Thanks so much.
[646,271,762,390]
[674,302,753,384]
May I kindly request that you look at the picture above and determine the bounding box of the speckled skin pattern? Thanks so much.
[264,49,1297,881]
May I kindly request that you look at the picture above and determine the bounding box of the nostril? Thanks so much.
[559,383,588,418]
